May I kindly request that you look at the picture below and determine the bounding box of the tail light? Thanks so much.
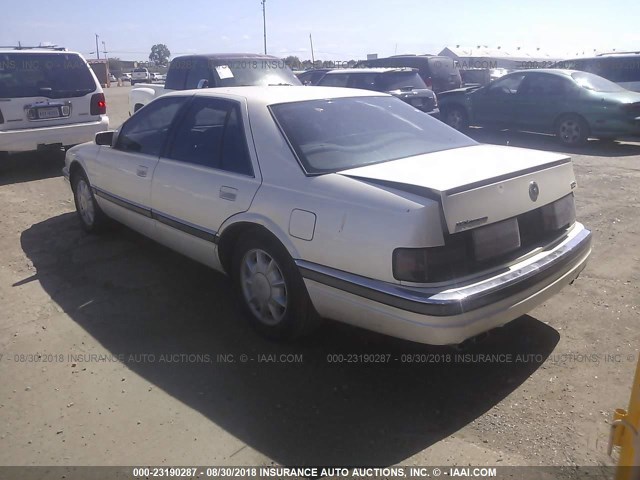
[90,93,106,115]
[423,76,433,89]
[393,241,468,283]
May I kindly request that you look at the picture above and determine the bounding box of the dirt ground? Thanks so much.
[0,86,638,470]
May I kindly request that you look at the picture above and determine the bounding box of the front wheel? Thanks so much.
[556,115,589,146]
[232,231,320,340]
[71,170,108,233]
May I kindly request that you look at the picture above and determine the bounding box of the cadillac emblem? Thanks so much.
[529,181,540,202]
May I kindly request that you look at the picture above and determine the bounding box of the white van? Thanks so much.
[556,53,640,92]
[0,47,109,155]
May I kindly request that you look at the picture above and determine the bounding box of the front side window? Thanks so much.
[115,96,187,156]
[167,97,253,175]
[271,96,476,174]
[487,74,525,95]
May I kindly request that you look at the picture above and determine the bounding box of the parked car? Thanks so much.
[64,86,591,345]
[438,69,640,145]
[365,55,462,93]
[555,53,640,92]
[130,67,150,86]
[316,68,439,116]
[296,68,331,85]
[0,47,108,157]
[109,74,117,82]
[121,72,132,82]
[129,53,301,114]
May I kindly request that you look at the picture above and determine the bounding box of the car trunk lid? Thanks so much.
[338,144,576,234]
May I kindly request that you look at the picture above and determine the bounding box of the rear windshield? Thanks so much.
[428,57,457,73]
[133,68,148,73]
[571,71,625,92]
[0,52,96,99]
[211,60,301,86]
[270,96,475,174]
[375,71,427,90]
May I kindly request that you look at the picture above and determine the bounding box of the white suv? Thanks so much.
[0,47,109,155]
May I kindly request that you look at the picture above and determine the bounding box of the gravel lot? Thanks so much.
[0,85,638,469]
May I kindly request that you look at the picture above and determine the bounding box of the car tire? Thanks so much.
[444,106,469,131]
[555,114,589,146]
[71,169,109,233]
[232,230,321,341]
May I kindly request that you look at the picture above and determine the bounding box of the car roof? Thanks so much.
[173,53,282,61]
[324,67,416,74]
[162,86,389,106]
[0,48,80,55]
[509,69,582,77]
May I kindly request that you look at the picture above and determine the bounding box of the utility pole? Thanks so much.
[95,34,100,59]
[309,33,315,64]
[261,0,267,54]
[102,41,108,60]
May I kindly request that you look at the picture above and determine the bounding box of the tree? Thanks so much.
[284,55,301,70]
[149,44,171,66]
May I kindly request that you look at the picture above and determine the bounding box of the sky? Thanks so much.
[1,0,638,62]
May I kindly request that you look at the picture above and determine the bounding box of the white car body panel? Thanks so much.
[64,86,592,345]
[129,84,167,114]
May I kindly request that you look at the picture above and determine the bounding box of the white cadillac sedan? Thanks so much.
[63,86,592,345]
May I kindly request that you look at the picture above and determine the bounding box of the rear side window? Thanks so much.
[184,58,211,89]
[167,97,253,175]
[116,97,187,156]
[0,52,96,99]
[376,72,427,90]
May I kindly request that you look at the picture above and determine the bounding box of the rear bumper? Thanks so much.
[0,117,109,153]
[299,223,591,345]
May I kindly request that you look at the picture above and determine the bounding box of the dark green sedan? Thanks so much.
[438,69,640,145]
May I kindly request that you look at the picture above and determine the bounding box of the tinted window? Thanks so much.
[487,74,525,94]
[211,59,301,86]
[185,58,211,89]
[571,71,625,92]
[520,74,572,95]
[0,53,96,99]
[116,97,187,156]
[271,96,476,174]
[168,97,252,175]
[375,71,427,90]
[318,74,349,87]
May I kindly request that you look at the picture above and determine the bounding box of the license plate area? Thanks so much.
[26,103,71,121]
[472,217,521,262]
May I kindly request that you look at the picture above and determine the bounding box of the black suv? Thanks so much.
[316,68,439,116]
[365,55,462,93]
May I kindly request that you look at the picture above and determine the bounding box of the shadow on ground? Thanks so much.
[467,128,640,157]
[0,150,65,186]
[20,213,561,466]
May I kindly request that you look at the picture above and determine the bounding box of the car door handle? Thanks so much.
[219,186,237,201]
[136,165,148,177]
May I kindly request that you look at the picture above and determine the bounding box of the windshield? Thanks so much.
[0,52,96,99]
[271,96,476,174]
[376,71,427,90]
[571,71,625,92]
[211,60,301,86]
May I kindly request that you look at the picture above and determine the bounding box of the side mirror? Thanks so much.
[95,131,115,146]
[197,79,209,89]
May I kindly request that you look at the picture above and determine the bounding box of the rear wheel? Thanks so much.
[71,170,108,233]
[444,106,469,131]
[556,114,589,146]
[232,230,320,340]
